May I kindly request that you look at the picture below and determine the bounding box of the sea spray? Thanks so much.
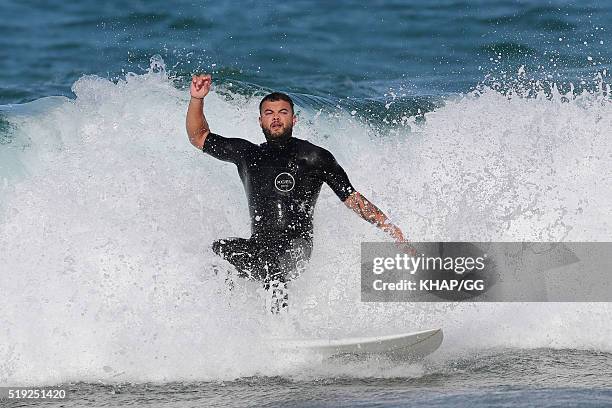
[1,63,610,385]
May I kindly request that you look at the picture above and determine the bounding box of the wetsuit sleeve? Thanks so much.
[202,132,252,164]
[320,150,356,201]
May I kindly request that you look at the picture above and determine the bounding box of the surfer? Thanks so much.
[186,74,410,311]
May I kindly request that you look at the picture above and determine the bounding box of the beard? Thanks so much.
[262,123,293,142]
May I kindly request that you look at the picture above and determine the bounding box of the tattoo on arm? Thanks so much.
[346,192,389,228]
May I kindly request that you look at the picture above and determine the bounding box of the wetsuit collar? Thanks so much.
[263,134,294,149]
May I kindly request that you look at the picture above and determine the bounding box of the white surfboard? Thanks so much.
[277,328,443,360]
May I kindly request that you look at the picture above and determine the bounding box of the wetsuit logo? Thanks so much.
[274,172,295,192]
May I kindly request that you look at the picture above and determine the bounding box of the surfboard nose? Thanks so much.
[274,328,444,361]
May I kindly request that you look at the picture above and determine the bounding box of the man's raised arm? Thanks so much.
[344,191,407,243]
[186,74,212,149]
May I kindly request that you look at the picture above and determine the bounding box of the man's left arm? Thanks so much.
[319,149,408,243]
[344,191,406,243]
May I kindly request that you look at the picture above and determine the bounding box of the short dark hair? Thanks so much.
[259,92,294,114]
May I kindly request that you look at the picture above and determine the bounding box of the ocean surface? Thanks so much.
[1,0,611,407]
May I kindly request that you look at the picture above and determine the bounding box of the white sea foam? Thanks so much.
[0,66,610,385]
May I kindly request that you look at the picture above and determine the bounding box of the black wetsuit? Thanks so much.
[203,132,355,287]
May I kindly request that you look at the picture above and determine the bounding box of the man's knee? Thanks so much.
[212,239,226,255]
[212,237,243,256]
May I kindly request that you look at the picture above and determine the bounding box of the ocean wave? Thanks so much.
[0,63,610,385]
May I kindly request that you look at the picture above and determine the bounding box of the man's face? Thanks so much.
[259,100,297,141]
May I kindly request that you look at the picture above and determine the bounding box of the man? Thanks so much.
[186,74,408,311]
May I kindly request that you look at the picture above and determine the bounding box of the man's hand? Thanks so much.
[383,223,405,242]
[383,223,417,255]
[191,74,212,99]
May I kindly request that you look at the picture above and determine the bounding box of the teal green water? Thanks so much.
[1,0,610,106]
